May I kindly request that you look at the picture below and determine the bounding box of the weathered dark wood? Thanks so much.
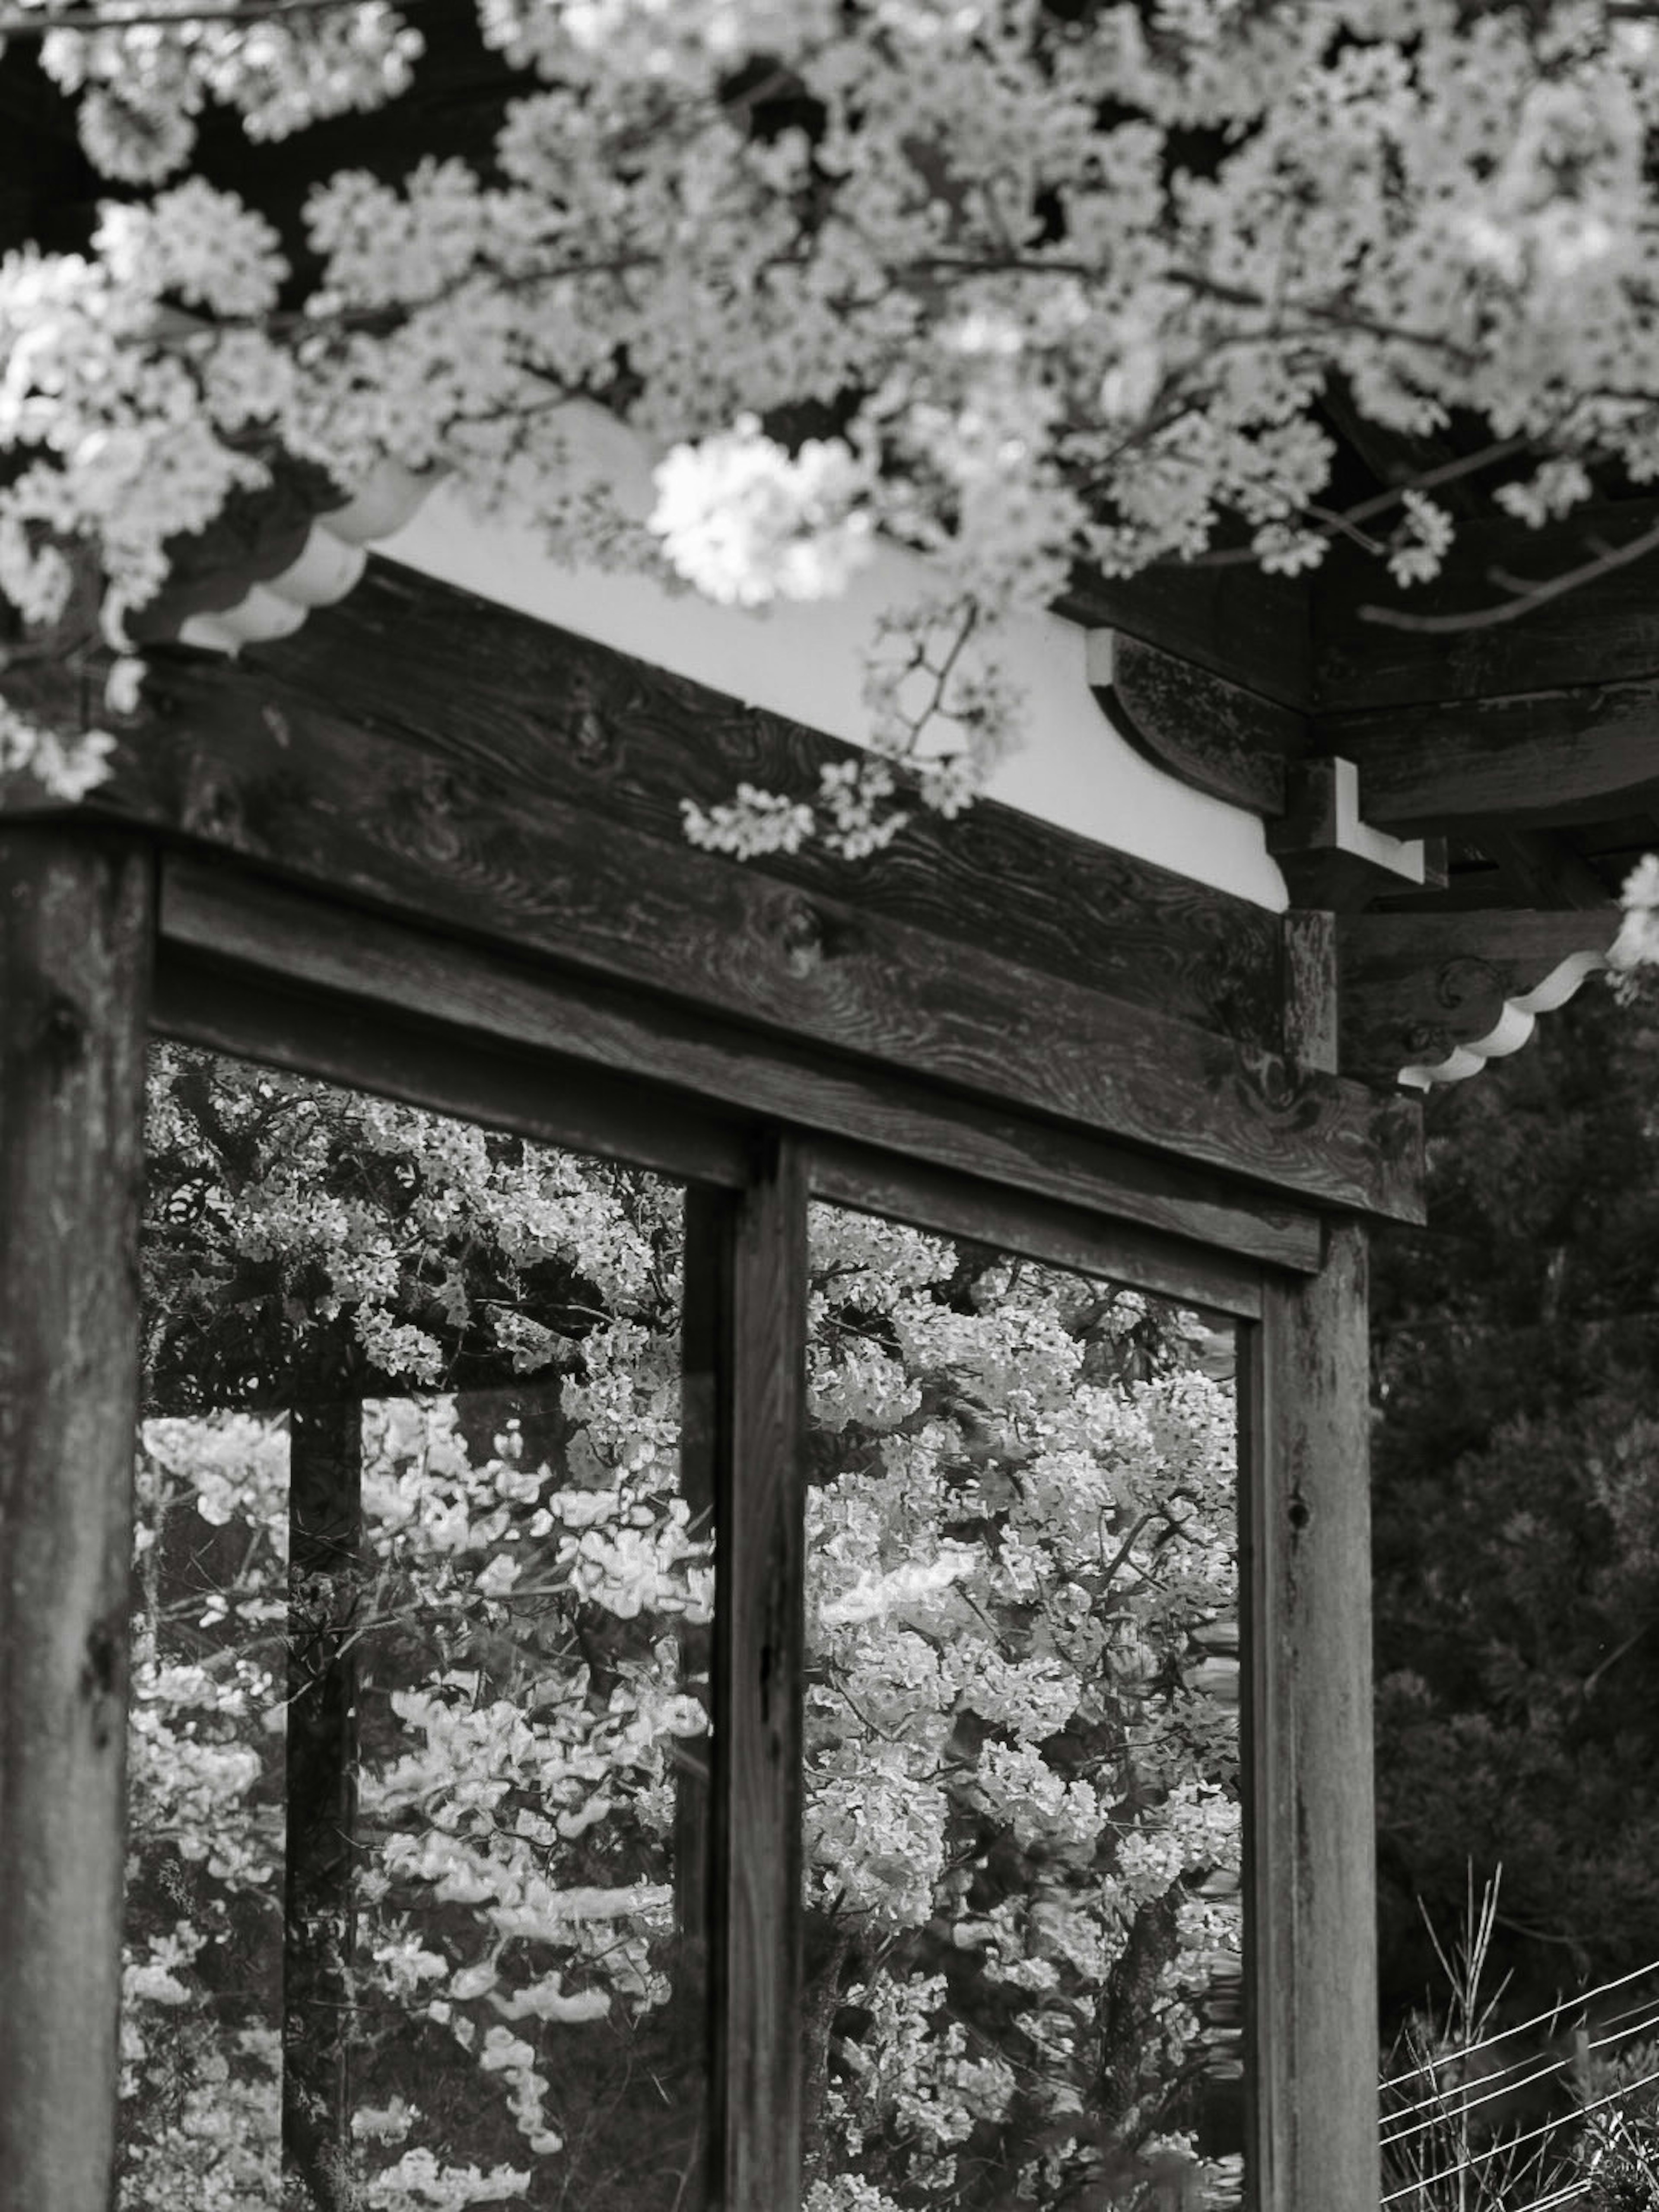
[1315,498,1659,710]
[283,1400,363,2211]
[1240,1221,1379,2212]
[1318,683,1659,835]
[1057,554,1312,710]
[1089,628,1300,815]
[2,661,1424,1219]
[1467,827,1615,912]
[154,915,750,1193]
[0,829,152,2212]
[254,560,1287,1055]
[805,1138,1265,1319]
[156,856,1331,1270]
[710,1138,807,2212]
[1338,909,1618,1086]
[1281,913,1338,1073]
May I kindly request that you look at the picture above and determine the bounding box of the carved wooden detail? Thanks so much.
[1338,910,1624,1089]
[1267,759,1433,910]
[1087,628,1302,814]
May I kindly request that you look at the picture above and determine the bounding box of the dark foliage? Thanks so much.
[1373,976,1659,2029]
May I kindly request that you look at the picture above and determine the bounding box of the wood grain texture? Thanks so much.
[156,856,1330,1271]
[1093,629,1301,815]
[154,917,750,1193]
[804,1138,1265,1319]
[35,659,1423,1220]
[711,1139,808,2212]
[1338,909,1620,1086]
[1315,499,1659,711]
[283,1401,363,2212]
[1281,912,1339,1074]
[1318,683,1659,835]
[255,560,1287,1054]
[1240,1222,1380,2212]
[0,829,152,2212]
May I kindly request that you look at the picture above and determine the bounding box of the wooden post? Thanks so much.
[1241,1217,1379,2212]
[283,1398,362,2210]
[0,828,153,2212]
[710,1138,808,2212]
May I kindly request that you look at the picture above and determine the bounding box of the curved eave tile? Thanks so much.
[135,458,439,655]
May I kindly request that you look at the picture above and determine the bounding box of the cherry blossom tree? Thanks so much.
[6,0,1659,847]
[124,1044,1245,2211]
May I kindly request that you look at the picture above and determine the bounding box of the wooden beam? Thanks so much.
[154,857,1332,1271]
[1317,683,1659,836]
[1241,1221,1379,2212]
[283,1401,362,2212]
[1,658,1421,1220]
[1467,827,1614,912]
[0,828,152,2212]
[804,1138,1265,1320]
[1339,909,1620,1087]
[255,559,1288,1057]
[710,1138,808,2212]
[1281,912,1338,1074]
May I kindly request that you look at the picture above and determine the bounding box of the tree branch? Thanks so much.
[1357,515,1659,633]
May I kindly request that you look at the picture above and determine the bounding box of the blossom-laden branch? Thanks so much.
[12,0,1659,834]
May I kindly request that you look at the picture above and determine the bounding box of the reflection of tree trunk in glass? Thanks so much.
[799,1918,852,2178]
[1098,1885,1182,2136]
[284,1399,361,2212]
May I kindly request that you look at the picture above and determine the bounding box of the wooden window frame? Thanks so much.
[0,828,1379,2212]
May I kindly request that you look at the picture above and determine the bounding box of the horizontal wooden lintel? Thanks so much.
[155,854,1332,1271]
[0,642,1421,1220]
[1318,683,1659,837]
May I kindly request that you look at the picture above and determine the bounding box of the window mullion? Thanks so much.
[284,1398,363,2211]
[707,1138,809,2212]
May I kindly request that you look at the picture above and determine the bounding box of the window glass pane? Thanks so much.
[801,1202,1245,2212]
[126,1042,710,2212]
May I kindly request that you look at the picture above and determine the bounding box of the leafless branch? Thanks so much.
[1357,515,1659,633]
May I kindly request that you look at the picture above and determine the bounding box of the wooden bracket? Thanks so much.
[1338,909,1624,1089]
[1267,757,1434,911]
[1086,628,1301,816]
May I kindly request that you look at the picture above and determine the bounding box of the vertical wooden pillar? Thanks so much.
[0,829,153,2212]
[1241,1217,1379,2212]
[284,1398,362,2210]
[710,1137,807,2212]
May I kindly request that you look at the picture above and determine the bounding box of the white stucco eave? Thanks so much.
[377,479,1292,915]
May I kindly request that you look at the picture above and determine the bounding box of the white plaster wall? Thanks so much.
[379,419,1290,912]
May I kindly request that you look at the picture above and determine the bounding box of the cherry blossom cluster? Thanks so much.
[7,0,1659,818]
